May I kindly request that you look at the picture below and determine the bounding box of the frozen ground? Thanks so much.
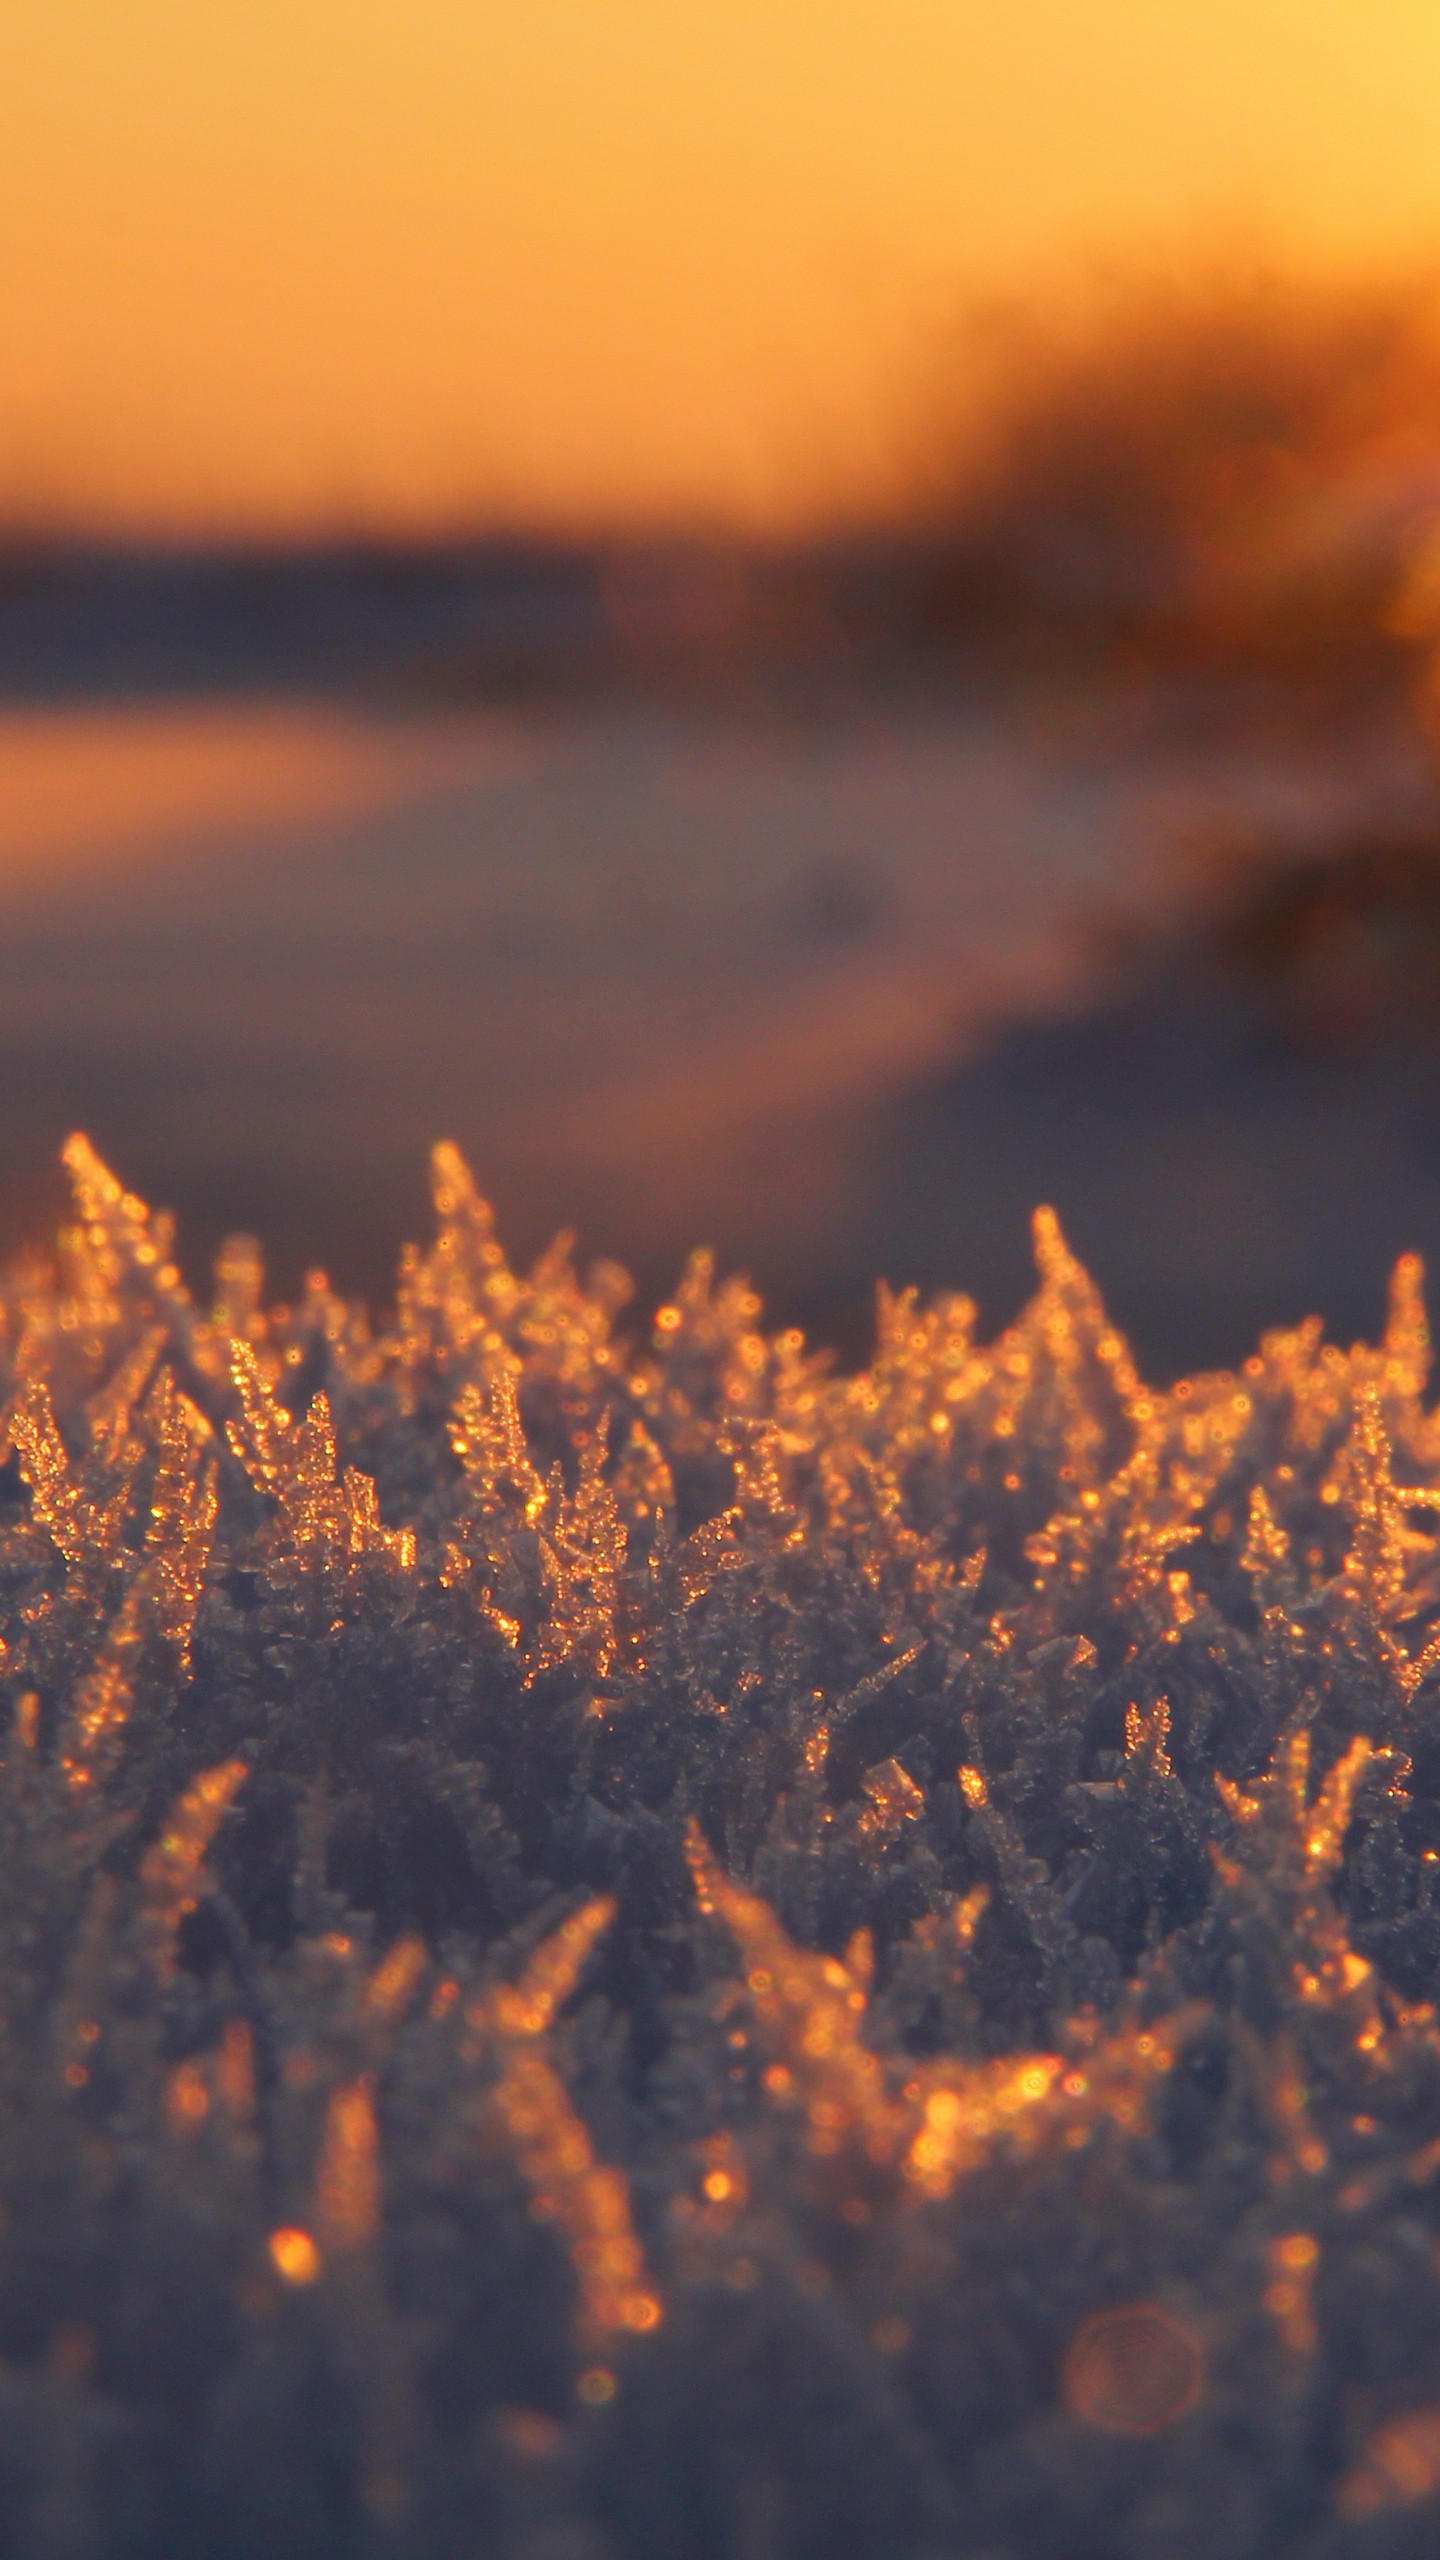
[0,692,1433,1362]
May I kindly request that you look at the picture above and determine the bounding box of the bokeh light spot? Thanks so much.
[1062,2303,1205,2436]
[268,2226,322,2286]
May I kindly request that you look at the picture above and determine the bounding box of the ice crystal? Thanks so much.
[7,1136,1440,2552]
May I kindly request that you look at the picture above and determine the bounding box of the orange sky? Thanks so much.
[7,1,1440,533]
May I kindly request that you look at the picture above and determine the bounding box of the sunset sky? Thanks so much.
[7,1,1440,533]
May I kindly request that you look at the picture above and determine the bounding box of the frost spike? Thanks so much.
[315,2075,382,2254]
[61,1133,217,1379]
[61,1579,147,1789]
[141,1759,248,1975]
[483,1898,661,2343]
[144,1369,217,1675]
[1383,1251,1430,1407]
[490,1897,616,2039]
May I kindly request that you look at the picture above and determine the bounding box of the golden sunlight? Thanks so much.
[7,1,1440,531]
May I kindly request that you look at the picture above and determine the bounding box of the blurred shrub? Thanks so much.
[895,262,1440,712]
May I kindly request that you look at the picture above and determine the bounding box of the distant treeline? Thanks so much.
[12,262,1440,724]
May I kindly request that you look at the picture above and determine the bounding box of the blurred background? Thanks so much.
[9,3,1440,1368]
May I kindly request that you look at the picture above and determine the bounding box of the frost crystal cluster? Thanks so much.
[4,1136,1440,2555]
